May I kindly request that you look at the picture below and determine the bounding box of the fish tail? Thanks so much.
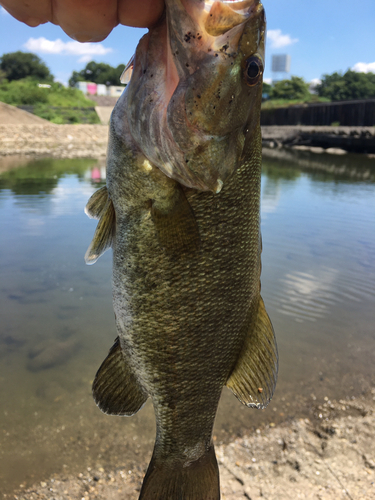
[139,445,220,500]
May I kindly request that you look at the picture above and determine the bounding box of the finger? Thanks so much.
[117,0,164,28]
[51,0,119,42]
[0,0,52,27]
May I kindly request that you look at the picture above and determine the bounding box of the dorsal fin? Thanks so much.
[226,296,278,409]
[85,187,115,265]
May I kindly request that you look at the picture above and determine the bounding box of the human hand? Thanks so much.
[0,0,165,42]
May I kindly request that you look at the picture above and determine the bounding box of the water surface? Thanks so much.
[0,152,374,495]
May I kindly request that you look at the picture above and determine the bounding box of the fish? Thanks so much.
[85,1,277,498]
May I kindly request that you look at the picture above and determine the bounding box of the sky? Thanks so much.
[1,0,375,86]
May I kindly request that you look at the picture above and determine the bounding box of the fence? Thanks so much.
[261,100,375,127]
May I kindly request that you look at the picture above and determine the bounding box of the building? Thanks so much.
[75,81,125,97]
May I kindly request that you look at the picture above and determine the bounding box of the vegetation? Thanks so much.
[69,61,125,87]
[316,70,375,101]
[270,76,310,101]
[0,78,100,124]
[0,51,53,82]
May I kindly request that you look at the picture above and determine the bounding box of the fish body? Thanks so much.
[85,1,277,498]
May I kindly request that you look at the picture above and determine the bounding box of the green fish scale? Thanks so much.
[110,130,262,459]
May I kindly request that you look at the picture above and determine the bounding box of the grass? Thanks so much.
[262,96,330,109]
[0,78,100,124]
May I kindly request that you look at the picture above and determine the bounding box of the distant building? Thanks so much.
[108,86,125,97]
[271,55,291,83]
[271,54,291,73]
[75,81,125,97]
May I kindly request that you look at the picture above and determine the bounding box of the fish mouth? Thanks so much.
[200,0,261,36]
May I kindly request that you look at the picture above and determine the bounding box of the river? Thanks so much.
[0,151,374,495]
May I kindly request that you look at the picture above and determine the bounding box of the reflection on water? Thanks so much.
[0,153,374,495]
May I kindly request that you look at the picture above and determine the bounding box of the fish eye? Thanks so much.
[244,56,263,87]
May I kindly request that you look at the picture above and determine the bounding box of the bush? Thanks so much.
[0,78,49,105]
[0,79,96,107]
[0,79,100,123]
[316,70,375,101]
[270,76,310,101]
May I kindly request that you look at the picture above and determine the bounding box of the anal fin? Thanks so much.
[92,337,148,416]
[151,184,200,255]
[227,296,278,409]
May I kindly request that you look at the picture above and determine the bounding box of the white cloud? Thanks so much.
[263,77,272,85]
[310,78,321,86]
[267,29,298,49]
[352,62,375,73]
[78,55,94,64]
[23,37,112,57]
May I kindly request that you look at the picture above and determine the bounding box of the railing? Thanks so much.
[261,100,375,127]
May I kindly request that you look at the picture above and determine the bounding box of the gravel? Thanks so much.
[10,389,375,500]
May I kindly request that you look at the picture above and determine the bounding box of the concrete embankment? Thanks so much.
[262,125,375,155]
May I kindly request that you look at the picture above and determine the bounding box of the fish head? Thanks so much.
[124,0,265,192]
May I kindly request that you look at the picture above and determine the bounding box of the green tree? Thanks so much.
[262,81,272,98]
[317,70,375,101]
[69,61,126,87]
[0,51,53,82]
[270,76,310,100]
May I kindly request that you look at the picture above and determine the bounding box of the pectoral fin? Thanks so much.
[151,184,200,255]
[227,296,278,409]
[85,186,109,219]
[85,189,115,265]
[92,337,148,416]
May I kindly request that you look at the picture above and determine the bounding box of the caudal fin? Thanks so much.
[139,445,220,500]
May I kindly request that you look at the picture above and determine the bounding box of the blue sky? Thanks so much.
[1,0,375,86]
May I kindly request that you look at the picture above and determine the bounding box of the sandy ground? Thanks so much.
[0,102,50,125]
[9,390,375,500]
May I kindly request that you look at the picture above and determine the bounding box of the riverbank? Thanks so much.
[10,389,375,500]
[1,124,375,159]
[0,124,108,158]
[262,125,375,155]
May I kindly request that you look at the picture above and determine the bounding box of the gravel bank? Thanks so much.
[1,124,375,159]
[0,124,109,158]
[11,390,375,500]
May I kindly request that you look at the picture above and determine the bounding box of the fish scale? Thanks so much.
[85,1,277,498]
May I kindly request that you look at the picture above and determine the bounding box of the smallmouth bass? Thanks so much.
[85,1,277,498]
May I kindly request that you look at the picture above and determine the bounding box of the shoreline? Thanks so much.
[1,125,375,160]
[10,389,375,500]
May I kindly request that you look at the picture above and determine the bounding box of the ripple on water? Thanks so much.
[268,266,375,323]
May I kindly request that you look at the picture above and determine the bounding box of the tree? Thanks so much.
[0,51,53,82]
[69,61,126,87]
[262,81,272,98]
[316,70,375,101]
[270,76,310,100]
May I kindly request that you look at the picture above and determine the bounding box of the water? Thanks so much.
[0,152,374,495]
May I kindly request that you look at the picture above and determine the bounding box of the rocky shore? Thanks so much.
[262,125,375,155]
[10,389,375,500]
[1,124,375,160]
[0,124,109,159]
